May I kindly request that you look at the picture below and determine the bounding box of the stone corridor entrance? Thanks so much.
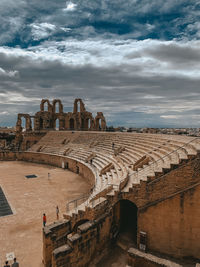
[113,199,138,245]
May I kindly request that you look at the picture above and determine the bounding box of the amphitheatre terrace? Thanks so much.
[0,99,200,267]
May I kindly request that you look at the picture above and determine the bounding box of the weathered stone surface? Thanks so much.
[128,248,183,267]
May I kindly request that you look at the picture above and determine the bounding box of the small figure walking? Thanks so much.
[12,258,19,267]
[56,205,59,220]
[48,172,50,180]
[112,142,115,150]
[90,158,93,165]
[4,261,10,267]
[43,213,46,227]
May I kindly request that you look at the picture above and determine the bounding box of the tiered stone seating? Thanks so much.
[28,131,200,205]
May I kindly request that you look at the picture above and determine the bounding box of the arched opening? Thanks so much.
[86,118,91,130]
[113,199,138,245]
[69,118,74,130]
[77,101,81,113]
[55,118,59,130]
[96,118,102,130]
[73,219,89,232]
[55,102,60,113]
[43,101,48,112]
[21,117,26,132]
[76,166,79,174]
[88,119,91,129]
[39,118,43,129]
[31,118,34,131]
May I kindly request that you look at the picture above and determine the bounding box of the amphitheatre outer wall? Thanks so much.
[1,148,200,266]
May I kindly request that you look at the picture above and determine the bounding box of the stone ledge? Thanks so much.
[53,244,72,258]
[77,221,95,233]
[128,248,183,267]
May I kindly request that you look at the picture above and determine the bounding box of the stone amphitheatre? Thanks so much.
[0,98,200,267]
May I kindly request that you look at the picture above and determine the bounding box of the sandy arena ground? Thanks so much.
[0,161,91,267]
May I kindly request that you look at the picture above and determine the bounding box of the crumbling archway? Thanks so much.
[73,99,86,113]
[86,118,91,130]
[52,99,63,113]
[40,99,52,112]
[16,114,32,132]
[55,118,59,130]
[113,199,138,244]
[95,112,106,131]
[96,118,102,130]
[21,117,26,131]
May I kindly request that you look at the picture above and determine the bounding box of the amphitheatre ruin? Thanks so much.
[0,98,200,267]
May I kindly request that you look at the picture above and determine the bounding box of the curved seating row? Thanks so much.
[28,131,200,201]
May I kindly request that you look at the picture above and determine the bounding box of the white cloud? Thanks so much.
[63,1,77,11]
[0,111,9,115]
[30,23,57,40]
[61,27,71,32]
[0,92,40,104]
[160,115,181,119]
[0,67,18,77]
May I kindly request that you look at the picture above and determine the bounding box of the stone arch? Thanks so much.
[52,99,63,113]
[54,118,59,130]
[40,99,52,112]
[85,115,94,130]
[53,114,65,130]
[17,114,32,132]
[73,98,86,113]
[113,199,138,245]
[95,112,106,131]
[30,117,35,131]
[78,114,86,130]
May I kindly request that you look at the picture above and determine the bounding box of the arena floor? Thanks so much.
[0,161,91,267]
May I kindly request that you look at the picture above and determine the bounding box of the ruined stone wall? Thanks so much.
[0,151,17,160]
[15,98,107,137]
[43,220,72,267]
[20,132,45,150]
[51,210,113,267]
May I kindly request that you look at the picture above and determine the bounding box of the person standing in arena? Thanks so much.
[4,261,10,267]
[12,258,19,267]
[56,206,59,220]
[43,213,46,227]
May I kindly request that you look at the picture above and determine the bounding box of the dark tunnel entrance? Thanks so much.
[113,199,138,245]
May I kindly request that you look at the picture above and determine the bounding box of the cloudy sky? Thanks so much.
[0,0,200,127]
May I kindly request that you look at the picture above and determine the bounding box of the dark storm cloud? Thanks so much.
[143,43,200,67]
[0,0,200,45]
